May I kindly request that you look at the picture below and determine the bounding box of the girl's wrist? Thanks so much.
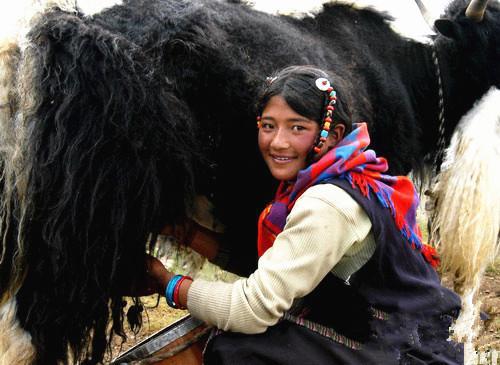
[159,272,174,294]
[165,274,193,309]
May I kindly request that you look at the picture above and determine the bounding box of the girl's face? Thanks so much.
[258,95,320,181]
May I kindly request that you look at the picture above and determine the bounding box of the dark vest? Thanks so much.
[299,178,461,342]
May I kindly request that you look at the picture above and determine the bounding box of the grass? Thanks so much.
[485,258,500,276]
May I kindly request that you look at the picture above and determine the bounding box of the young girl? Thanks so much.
[141,66,463,364]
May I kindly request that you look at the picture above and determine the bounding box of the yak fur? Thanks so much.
[429,87,500,359]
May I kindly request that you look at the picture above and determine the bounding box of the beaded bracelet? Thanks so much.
[165,274,193,309]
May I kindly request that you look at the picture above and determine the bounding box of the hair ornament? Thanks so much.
[315,77,331,91]
[313,78,339,154]
[256,116,262,129]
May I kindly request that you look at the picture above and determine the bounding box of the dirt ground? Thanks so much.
[109,262,499,363]
[475,267,500,351]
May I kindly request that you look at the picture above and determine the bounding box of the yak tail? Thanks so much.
[429,87,500,348]
[0,7,197,365]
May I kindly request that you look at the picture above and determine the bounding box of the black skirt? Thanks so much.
[203,313,463,365]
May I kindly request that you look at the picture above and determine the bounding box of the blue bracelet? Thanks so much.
[165,275,183,308]
[165,275,180,307]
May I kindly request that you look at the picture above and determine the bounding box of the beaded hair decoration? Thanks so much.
[313,77,337,154]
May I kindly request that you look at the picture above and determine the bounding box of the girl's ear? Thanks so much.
[325,124,345,150]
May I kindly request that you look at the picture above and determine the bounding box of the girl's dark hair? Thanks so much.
[256,65,352,133]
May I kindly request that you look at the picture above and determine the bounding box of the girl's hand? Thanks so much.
[161,219,221,261]
[160,219,196,245]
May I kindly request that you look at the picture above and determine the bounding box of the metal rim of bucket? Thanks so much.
[110,315,208,365]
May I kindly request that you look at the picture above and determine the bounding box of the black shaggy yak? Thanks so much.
[0,0,499,363]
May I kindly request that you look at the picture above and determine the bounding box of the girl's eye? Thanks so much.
[292,125,306,132]
[261,122,274,129]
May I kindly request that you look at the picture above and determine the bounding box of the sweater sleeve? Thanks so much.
[186,184,372,334]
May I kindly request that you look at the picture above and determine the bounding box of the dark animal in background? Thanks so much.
[0,0,498,363]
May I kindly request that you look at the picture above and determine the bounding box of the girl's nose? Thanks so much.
[270,129,290,149]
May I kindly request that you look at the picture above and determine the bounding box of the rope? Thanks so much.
[432,45,446,170]
[426,45,446,244]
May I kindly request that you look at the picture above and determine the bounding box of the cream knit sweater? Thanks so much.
[187,184,375,334]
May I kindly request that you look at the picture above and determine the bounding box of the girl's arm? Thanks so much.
[160,219,221,261]
[186,185,373,333]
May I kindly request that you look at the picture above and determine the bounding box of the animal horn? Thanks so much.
[414,0,434,29]
[465,0,490,22]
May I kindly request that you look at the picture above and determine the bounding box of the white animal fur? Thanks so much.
[0,299,35,365]
[432,87,500,293]
[430,87,500,360]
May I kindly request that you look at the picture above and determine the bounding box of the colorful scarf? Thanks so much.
[257,123,439,267]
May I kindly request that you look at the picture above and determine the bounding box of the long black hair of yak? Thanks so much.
[1,8,200,364]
